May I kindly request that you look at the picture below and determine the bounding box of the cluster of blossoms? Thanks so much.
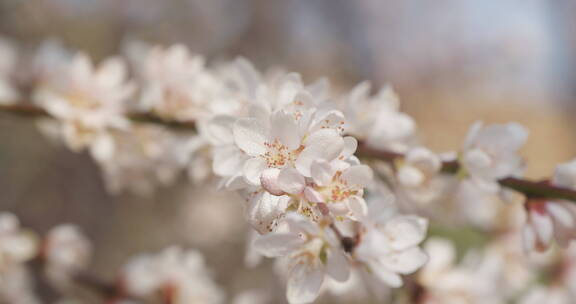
[119,247,225,304]
[0,212,225,304]
[0,212,90,303]
[2,36,576,303]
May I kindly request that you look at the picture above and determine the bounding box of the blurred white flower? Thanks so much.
[0,213,39,304]
[121,247,224,304]
[231,289,270,304]
[44,224,92,286]
[0,265,40,304]
[462,121,528,190]
[134,44,240,121]
[394,146,448,207]
[0,213,38,271]
[33,52,134,153]
[397,147,441,189]
[418,238,507,304]
[519,286,571,304]
[339,83,415,153]
[96,125,194,196]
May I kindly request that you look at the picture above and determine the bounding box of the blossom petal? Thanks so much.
[253,233,303,257]
[70,53,93,80]
[347,196,368,220]
[271,111,300,150]
[205,115,236,145]
[213,146,245,176]
[304,187,324,203]
[243,157,267,186]
[369,261,403,288]
[326,250,350,282]
[97,57,126,87]
[341,165,373,188]
[381,247,428,274]
[530,210,553,250]
[553,160,576,188]
[234,118,268,156]
[310,160,335,186]
[383,215,428,250]
[246,192,289,234]
[261,168,285,196]
[296,130,343,176]
[397,166,424,188]
[522,224,536,252]
[278,168,306,194]
[286,262,324,304]
[341,136,358,159]
[547,202,575,229]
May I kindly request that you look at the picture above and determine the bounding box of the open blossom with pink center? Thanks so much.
[33,53,134,152]
[208,68,343,190]
[522,159,576,252]
[353,198,428,288]
[254,214,350,304]
[462,121,528,190]
[234,110,347,186]
[121,247,224,304]
[268,160,372,220]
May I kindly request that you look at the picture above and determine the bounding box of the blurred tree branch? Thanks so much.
[2,102,576,203]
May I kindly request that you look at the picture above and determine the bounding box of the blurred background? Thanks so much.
[1,0,576,302]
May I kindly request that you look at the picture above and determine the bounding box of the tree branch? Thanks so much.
[0,103,197,131]
[2,103,576,203]
[356,142,576,202]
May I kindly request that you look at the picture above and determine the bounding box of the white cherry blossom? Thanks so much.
[462,121,528,189]
[95,125,194,196]
[254,214,350,303]
[44,224,92,285]
[0,265,40,304]
[394,146,448,207]
[134,44,239,122]
[0,213,40,303]
[33,53,134,152]
[276,160,373,220]
[417,238,508,304]
[354,201,428,288]
[339,83,415,153]
[0,213,38,271]
[121,247,224,304]
[234,110,345,186]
